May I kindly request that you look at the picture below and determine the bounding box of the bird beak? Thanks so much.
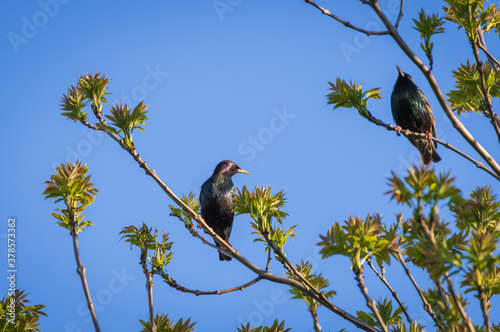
[396,65,403,76]
[237,168,250,175]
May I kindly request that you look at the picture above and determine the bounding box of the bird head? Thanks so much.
[213,160,249,177]
[396,65,414,83]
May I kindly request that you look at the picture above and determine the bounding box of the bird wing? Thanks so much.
[199,181,214,216]
[419,86,438,148]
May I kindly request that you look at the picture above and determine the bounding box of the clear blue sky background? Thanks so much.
[1,1,500,331]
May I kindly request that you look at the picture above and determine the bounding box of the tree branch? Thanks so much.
[163,274,263,296]
[367,259,412,325]
[71,222,101,332]
[477,29,500,72]
[141,262,156,332]
[309,305,321,332]
[445,273,475,332]
[395,253,444,331]
[355,269,389,332]
[471,35,500,143]
[394,0,404,28]
[304,0,389,36]
[478,287,491,332]
[368,0,500,179]
[364,114,500,181]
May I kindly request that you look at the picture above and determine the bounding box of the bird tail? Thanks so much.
[410,138,441,164]
[219,251,232,261]
[216,241,232,261]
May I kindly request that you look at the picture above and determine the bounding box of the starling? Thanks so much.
[200,160,249,261]
[391,66,441,164]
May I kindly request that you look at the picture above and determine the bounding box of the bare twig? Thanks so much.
[364,114,500,181]
[478,288,491,332]
[71,223,101,332]
[164,274,263,296]
[471,35,500,143]
[160,240,269,296]
[477,29,500,72]
[141,262,156,332]
[367,0,500,179]
[367,259,412,325]
[445,273,475,332]
[355,270,389,332]
[310,305,321,332]
[395,253,444,331]
[304,0,389,36]
[394,0,405,28]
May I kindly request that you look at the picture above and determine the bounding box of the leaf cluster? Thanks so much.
[327,78,381,119]
[413,9,445,70]
[105,101,148,149]
[447,60,500,115]
[60,72,148,150]
[233,185,295,259]
[139,313,196,332]
[451,187,500,302]
[237,320,291,332]
[286,261,336,313]
[356,298,404,329]
[318,214,398,273]
[444,0,500,41]
[42,161,98,232]
[388,165,465,279]
[169,192,201,229]
[119,222,173,274]
[0,290,47,332]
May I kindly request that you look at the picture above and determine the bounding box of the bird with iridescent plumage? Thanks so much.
[391,66,441,164]
[200,160,249,261]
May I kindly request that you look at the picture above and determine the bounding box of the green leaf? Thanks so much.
[326,78,381,118]
[43,161,98,233]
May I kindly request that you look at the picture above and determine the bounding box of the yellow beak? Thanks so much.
[396,65,403,76]
[237,169,250,175]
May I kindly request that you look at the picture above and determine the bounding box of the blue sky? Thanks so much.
[1,1,500,331]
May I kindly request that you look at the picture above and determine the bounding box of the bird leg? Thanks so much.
[395,125,402,136]
[425,131,433,141]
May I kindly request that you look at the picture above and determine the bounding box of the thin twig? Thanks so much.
[262,233,317,298]
[477,29,500,72]
[355,270,389,332]
[445,273,475,332]
[394,0,404,28]
[478,288,491,332]
[71,223,101,332]
[395,253,444,331]
[77,120,380,332]
[164,274,263,296]
[141,262,156,332]
[365,114,500,181]
[304,0,389,36]
[367,0,500,179]
[471,35,500,143]
[309,305,322,332]
[367,259,412,325]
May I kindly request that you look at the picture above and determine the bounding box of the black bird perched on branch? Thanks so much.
[200,160,249,261]
[391,66,441,164]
